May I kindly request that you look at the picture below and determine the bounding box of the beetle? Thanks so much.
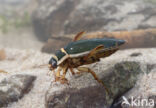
[49,31,125,91]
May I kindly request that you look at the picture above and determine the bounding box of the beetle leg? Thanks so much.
[69,68,75,75]
[56,67,61,77]
[73,31,85,42]
[55,66,62,81]
[55,65,69,84]
[59,64,69,84]
[62,65,68,79]
[83,45,104,60]
[61,48,69,56]
[76,67,109,94]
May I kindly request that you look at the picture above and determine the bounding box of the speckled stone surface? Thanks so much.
[0,48,155,108]
[0,74,36,107]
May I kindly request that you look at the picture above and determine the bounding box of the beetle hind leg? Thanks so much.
[83,45,104,61]
[76,67,109,94]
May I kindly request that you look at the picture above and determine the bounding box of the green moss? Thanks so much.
[0,15,9,33]
[14,12,31,28]
[0,11,31,33]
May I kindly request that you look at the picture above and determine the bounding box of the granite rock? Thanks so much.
[45,61,143,108]
[0,48,155,108]
[0,74,36,107]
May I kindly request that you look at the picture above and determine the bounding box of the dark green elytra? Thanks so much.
[55,38,125,60]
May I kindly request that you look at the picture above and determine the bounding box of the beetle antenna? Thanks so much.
[32,64,49,69]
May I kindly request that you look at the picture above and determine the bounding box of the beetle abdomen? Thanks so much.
[64,38,125,55]
[67,47,118,68]
[55,38,125,65]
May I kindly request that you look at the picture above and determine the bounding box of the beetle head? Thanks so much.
[49,56,58,70]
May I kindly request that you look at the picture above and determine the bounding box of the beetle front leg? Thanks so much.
[61,65,68,79]
[55,66,62,81]
[77,67,109,94]
[59,64,69,84]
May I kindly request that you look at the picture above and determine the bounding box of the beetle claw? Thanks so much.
[55,76,61,81]
[60,77,69,85]
[55,77,69,85]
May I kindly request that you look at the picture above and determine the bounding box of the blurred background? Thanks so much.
[0,0,156,53]
[0,1,156,107]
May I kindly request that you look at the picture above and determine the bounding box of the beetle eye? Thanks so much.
[49,57,57,68]
[52,61,57,68]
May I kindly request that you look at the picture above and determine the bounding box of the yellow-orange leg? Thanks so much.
[55,66,62,81]
[77,67,109,94]
[60,66,69,84]
[69,68,75,75]
[61,65,68,79]
[55,64,69,84]
[83,45,104,61]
